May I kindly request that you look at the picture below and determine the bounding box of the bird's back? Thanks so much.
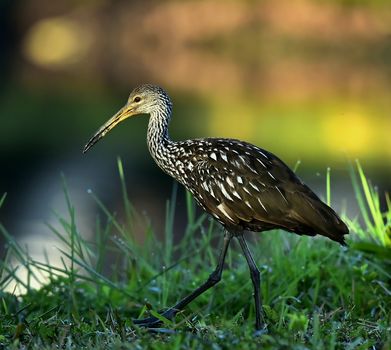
[168,138,348,245]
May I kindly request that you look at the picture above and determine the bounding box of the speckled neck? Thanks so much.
[147,102,176,177]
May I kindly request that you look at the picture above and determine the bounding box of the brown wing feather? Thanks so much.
[178,138,348,244]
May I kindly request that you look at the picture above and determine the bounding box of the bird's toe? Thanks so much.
[133,308,178,328]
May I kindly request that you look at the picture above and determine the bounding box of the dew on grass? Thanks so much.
[148,286,161,293]
[215,330,226,339]
[260,264,271,272]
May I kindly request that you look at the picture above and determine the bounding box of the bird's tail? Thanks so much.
[290,192,349,245]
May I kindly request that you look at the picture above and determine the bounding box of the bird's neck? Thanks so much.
[147,108,176,176]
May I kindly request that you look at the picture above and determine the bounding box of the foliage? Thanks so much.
[345,160,391,264]
[0,160,390,349]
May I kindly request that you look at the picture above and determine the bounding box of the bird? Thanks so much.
[83,84,348,331]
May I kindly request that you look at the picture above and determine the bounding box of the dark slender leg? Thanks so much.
[133,231,233,327]
[236,234,265,331]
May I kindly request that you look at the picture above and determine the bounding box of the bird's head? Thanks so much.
[83,84,172,153]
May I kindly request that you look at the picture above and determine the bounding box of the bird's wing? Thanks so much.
[183,138,347,243]
[182,138,296,226]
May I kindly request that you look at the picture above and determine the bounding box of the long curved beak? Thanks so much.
[83,105,136,153]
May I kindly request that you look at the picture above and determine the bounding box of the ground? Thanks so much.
[0,162,390,349]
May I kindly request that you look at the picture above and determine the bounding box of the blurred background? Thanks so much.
[1,0,391,275]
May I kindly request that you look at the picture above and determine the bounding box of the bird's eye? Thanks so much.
[133,96,141,103]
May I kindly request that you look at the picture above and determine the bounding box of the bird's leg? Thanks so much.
[133,231,233,327]
[236,234,265,331]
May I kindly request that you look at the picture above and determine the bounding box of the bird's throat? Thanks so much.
[147,110,174,176]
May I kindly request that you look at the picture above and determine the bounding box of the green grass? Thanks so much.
[0,160,390,349]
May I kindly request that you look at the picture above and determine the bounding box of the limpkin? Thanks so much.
[83,84,348,331]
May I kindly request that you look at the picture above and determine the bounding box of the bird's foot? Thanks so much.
[132,308,178,328]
